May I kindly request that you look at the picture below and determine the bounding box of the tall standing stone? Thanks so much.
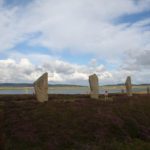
[147,87,150,95]
[125,76,132,96]
[89,74,99,99]
[33,72,48,102]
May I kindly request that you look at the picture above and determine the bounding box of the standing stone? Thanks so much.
[125,76,132,96]
[147,87,150,95]
[33,72,48,102]
[89,74,99,99]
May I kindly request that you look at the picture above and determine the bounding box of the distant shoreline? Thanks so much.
[0,83,150,88]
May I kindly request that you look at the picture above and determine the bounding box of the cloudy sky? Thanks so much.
[0,0,150,85]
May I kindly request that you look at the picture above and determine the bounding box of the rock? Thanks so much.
[89,74,99,99]
[125,76,132,96]
[33,72,48,102]
[147,87,150,95]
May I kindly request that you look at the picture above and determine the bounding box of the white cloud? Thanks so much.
[0,56,112,84]
[0,58,34,82]
[0,0,150,84]
[0,54,149,84]
[0,0,150,55]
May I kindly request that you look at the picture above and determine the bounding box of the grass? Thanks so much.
[0,94,150,149]
[0,87,32,90]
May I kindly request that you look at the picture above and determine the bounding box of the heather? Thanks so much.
[0,94,150,150]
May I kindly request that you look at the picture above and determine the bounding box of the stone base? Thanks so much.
[90,94,99,99]
[127,93,132,96]
[100,97,113,101]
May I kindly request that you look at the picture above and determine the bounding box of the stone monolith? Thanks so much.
[125,76,132,96]
[34,72,48,102]
[147,87,150,95]
[89,74,99,99]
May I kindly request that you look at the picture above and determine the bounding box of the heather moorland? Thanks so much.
[0,94,150,150]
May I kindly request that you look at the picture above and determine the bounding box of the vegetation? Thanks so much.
[0,94,150,149]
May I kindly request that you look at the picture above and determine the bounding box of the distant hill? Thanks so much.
[0,83,86,87]
[103,83,150,86]
[135,84,150,86]
[49,84,86,87]
[103,83,124,86]
[0,83,149,87]
[0,83,33,87]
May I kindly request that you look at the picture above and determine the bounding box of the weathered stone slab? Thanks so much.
[147,87,150,95]
[89,74,99,99]
[33,72,48,102]
[125,76,132,96]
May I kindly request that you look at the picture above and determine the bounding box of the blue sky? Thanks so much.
[0,0,150,85]
[116,9,150,24]
[4,0,31,6]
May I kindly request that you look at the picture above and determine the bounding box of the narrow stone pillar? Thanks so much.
[89,74,99,99]
[33,72,48,102]
[125,76,132,96]
[147,87,150,95]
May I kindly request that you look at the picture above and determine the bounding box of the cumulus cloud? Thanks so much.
[121,50,150,71]
[135,50,150,66]
[0,57,112,84]
[0,58,34,82]
[0,54,149,84]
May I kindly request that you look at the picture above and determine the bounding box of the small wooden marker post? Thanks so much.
[104,90,108,100]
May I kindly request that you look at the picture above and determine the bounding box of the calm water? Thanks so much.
[0,87,147,95]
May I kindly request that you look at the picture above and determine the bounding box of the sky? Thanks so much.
[0,0,150,85]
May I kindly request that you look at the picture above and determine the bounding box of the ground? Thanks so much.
[0,94,150,150]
